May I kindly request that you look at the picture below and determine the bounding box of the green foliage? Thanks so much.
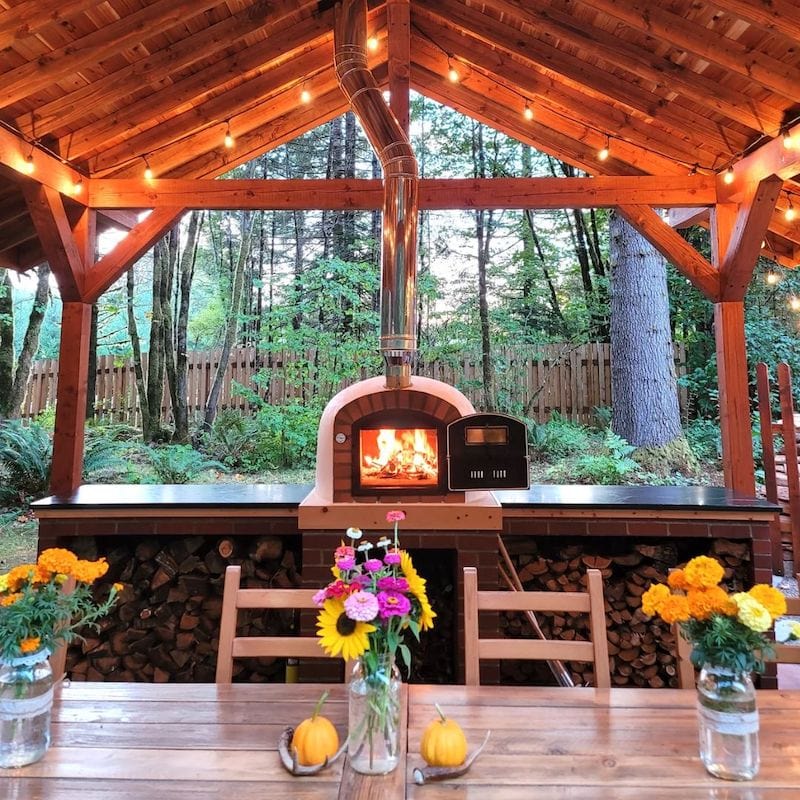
[683,615,773,675]
[82,428,134,483]
[252,402,322,469]
[685,419,722,462]
[546,429,640,485]
[0,421,51,504]
[528,413,592,460]
[199,410,274,472]
[591,406,612,429]
[144,445,225,484]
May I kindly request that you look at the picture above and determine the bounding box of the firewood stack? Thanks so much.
[500,537,752,688]
[64,534,301,682]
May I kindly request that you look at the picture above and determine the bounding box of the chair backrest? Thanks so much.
[463,566,611,687]
[675,594,800,688]
[215,565,326,683]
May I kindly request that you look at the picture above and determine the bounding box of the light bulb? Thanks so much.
[300,88,311,103]
[22,154,34,174]
[723,166,735,184]
[786,205,796,222]
[72,178,83,195]
[224,130,234,149]
[144,165,153,180]
[448,66,459,83]
[784,131,795,150]
[598,146,609,161]
[523,104,534,120]
[766,271,779,285]
[789,296,800,311]
[367,36,379,51]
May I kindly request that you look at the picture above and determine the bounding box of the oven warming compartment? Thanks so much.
[447,412,530,490]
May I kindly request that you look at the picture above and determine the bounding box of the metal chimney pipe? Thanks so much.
[334,0,417,388]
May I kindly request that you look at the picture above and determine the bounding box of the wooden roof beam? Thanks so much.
[582,0,800,102]
[0,0,224,109]
[0,0,104,48]
[617,205,720,300]
[667,207,711,229]
[0,129,86,200]
[87,175,717,210]
[720,175,783,300]
[387,0,411,134]
[706,0,800,41]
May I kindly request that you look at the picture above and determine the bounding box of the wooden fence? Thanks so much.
[20,343,688,426]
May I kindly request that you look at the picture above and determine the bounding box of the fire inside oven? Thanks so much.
[359,426,439,489]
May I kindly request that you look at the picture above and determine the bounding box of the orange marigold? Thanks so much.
[658,594,691,625]
[38,547,78,576]
[683,556,724,590]
[641,583,671,616]
[747,584,787,620]
[667,569,689,591]
[1,592,22,606]
[71,558,109,583]
[687,586,734,621]
[19,637,41,654]
[6,563,38,591]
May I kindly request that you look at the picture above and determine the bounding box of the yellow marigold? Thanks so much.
[112,582,124,593]
[38,547,78,576]
[747,585,787,620]
[667,569,689,591]
[641,583,671,616]
[19,637,41,654]
[1,592,22,606]
[683,556,724,590]
[658,594,691,625]
[687,586,733,621]
[0,573,8,592]
[71,558,109,583]
[731,592,772,633]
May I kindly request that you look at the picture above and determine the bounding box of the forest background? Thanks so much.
[1,96,800,565]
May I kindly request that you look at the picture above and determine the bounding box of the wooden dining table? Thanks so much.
[3,681,799,798]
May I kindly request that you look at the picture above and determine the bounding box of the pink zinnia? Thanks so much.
[377,576,409,593]
[363,558,383,573]
[377,590,411,618]
[336,555,355,570]
[344,590,379,622]
[312,588,327,606]
[384,551,401,566]
[334,545,354,560]
[386,510,406,523]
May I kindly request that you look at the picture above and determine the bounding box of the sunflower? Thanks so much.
[316,597,375,660]
[399,551,436,631]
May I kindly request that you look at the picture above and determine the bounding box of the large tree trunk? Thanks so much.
[126,266,151,437]
[144,239,170,441]
[8,262,51,418]
[610,211,682,447]
[0,270,13,418]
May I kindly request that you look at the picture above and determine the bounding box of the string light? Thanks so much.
[597,136,610,162]
[789,296,800,311]
[367,36,379,51]
[223,121,234,149]
[300,86,311,103]
[785,196,796,222]
[766,270,780,285]
[723,165,735,184]
[447,56,459,83]
[142,155,153,181]
[783,129,795,150]
[523,103,534,120]
[71,178,83,195]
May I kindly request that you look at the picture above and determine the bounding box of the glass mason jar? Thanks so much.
[696,663,759,781]
[0,649,54,769]
[348,655,402,775]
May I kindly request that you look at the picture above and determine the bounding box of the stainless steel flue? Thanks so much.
[334,0,417,388]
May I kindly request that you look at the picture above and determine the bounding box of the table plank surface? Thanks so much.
[407,685,800,798]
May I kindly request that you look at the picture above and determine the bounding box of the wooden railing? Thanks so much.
[20,342,687,425]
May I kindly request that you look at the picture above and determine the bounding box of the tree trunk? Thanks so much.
[610,210,682,447]
[8,262,51,418]
[144,239,169,441]
[0,270,13,418]
[126,266,151,437]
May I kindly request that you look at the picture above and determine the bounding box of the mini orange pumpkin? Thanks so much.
[292,690,340,766]
[420,704,468,767]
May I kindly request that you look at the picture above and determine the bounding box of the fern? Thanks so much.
[0,421,52,503]
[146,445,226,483]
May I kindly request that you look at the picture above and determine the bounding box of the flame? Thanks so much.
[360,427,438,487]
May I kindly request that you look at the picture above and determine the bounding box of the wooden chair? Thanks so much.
[216,565,328,683]
[463,566,611,687]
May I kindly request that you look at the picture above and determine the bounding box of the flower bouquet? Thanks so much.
[314,510,435,774]
[641,555,787,781]
[0,548,120,768]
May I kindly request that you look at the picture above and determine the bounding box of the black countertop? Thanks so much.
[32,483,779,513]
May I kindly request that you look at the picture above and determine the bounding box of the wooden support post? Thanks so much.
[387,0,410,135]
[711,203,755,494]
[50,302,91,496]
[777,364,800,574]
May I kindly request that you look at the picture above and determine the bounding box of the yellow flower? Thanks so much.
[399,550,436,630]
[731,593,772,633]
[112,583,124,593]
[667,570,689,591]
[687,586,734,621]
[747,585,787,620]
[683,556,724,590]
[788,621,800,642]
[0,573,8,592]
[641,583,670,616]
[316,598,375,660]
[19,637,41,654]
[38,548,78,576]
[658,595,691,624]
[71,558,109,583]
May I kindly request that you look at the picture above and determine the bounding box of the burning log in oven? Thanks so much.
[359,426,439,488]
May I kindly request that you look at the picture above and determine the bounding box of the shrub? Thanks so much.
[145,445,226,484]
[529,413,593,460]
[83,428,134,483]
[199,410,271,472]
[253,402,322,469]
[0,420,52,504]
[546,429,640,485]
[684,419,722,463]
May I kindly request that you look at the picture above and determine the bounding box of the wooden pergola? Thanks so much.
[1,0,798,497]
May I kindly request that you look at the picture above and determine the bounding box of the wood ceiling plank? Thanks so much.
[0,0,224,109]
[413,13,726,168]
[580,0,800,102]
[0,0,105,48]
[61,12,335,163]
[720,174,783,300]
[87,175,716,210]
[21,183,86,301]
[704,0,800,41]
[0,239,45,270]
[421,0,781,137]
[387,0,411,134]
[617,204,721,300]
